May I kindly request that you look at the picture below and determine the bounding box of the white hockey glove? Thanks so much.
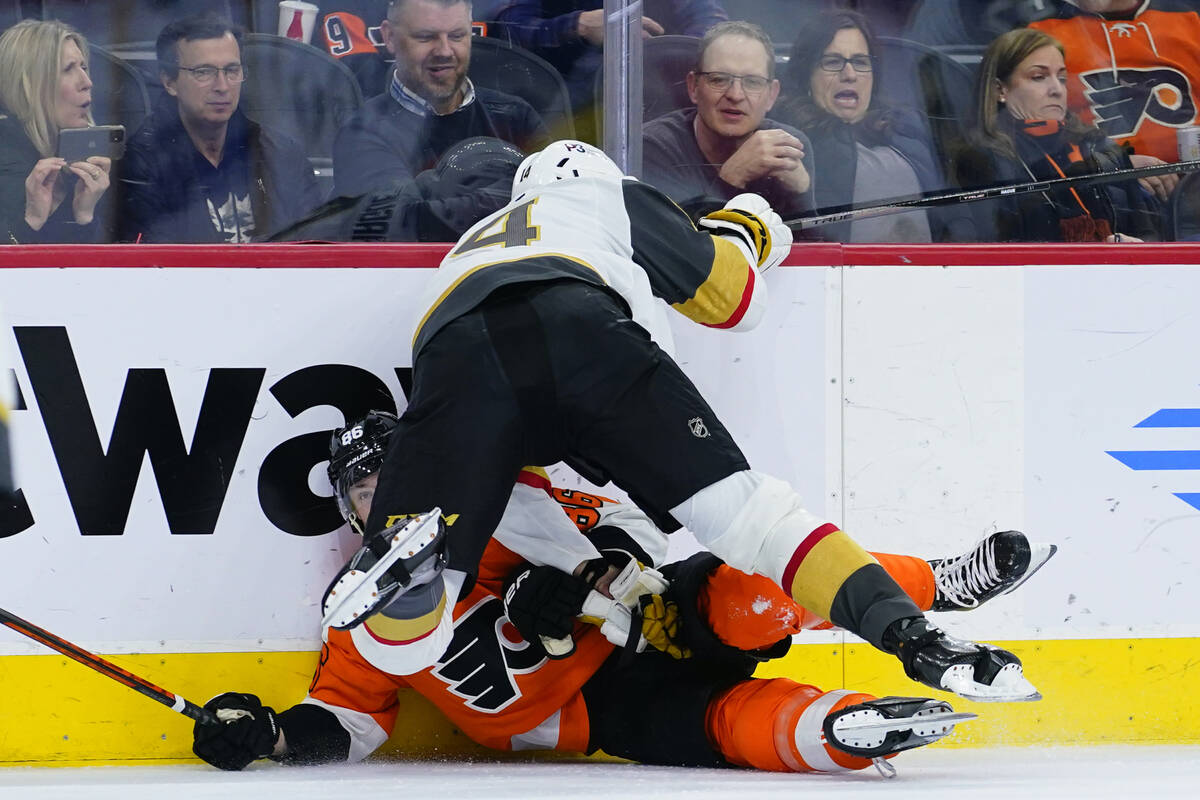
[578,553,690,658]
[698,193,792,273]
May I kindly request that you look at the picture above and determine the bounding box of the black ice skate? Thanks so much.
[929,530,1057,612]
[884,617,1041,702]
[824,696,976,762]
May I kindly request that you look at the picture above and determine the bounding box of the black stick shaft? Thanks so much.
[0,606,219,725]
[785,158,1200,231]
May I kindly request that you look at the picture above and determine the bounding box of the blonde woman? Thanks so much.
[0,19,112,243]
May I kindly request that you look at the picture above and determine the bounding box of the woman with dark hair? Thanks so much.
[952,27,1158,242]
[0,20,113,243]
[773,10,945,243]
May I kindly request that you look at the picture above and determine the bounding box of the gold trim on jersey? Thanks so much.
[703,208,770,267]
[411,252,604,349]
[365,587,449,644]
[670,237,753,326]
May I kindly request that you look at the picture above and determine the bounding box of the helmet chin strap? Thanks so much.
[348,512,367,537]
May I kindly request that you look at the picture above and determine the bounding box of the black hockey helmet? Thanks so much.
[432,135,526,196]
[328,411,399,532]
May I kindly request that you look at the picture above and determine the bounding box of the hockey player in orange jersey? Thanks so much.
[1030,0,1200,198]
[191,412,1056,776]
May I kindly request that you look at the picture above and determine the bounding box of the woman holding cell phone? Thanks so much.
[0,19,113,243]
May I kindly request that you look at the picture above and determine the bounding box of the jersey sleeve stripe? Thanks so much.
[669,237,756,327]
[516,466,552,492]
[704,208,770,266]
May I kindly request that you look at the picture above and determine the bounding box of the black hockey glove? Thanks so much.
[503,565,591,659]
[192,692,280,771]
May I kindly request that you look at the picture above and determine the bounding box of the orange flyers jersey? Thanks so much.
[317,2,388,60]
[303,474,662,758]
[1031,8,1200,162]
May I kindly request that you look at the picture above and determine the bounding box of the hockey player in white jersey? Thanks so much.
[346,139,1042,704]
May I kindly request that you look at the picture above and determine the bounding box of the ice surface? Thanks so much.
[0,746,1197,800]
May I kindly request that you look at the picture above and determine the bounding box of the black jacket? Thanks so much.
[0,111,109,244]
[119,98,324,242]
[773,105,963,242]
[332,86,549,197]
[953,118,1161,242]
[269,158,516,243]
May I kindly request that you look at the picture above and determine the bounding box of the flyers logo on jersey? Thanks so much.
[431,596,543,712]
[1080,67,1196,138]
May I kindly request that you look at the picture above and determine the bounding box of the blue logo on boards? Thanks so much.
[1106,408,1200,512]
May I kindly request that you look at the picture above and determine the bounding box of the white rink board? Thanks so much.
[0,267,831,654]
[2,263,1199,653]
[841,264,1200,640]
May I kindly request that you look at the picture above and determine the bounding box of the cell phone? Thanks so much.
[56,125,126,163]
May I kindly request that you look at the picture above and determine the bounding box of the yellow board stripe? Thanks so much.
[2,637,1198,764]
[670,238,754,326]
[758,637,1200,747]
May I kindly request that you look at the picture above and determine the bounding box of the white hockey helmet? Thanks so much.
[511,139,624,200]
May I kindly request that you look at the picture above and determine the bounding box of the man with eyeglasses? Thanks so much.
[642,20,814,225]
[120,14,323,242]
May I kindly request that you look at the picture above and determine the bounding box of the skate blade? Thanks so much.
[322,508,443,629]
[834,710,978,736]
[1001,542,1058,597]
[942,662,1042,702]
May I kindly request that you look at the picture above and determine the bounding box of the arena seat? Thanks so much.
[239,32,365,195]
[86,43,152,134]
[469,35,575,140]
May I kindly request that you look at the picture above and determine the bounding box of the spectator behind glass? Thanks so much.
[332,0,549,198]
[1029,0,1200,201]
[641,21,814,225]
[953,27,1160,243]
[119,14,323,242]
[495,1,728,118]
[0,20,113,244]
[313,1,512,97]
[773,9,947,243]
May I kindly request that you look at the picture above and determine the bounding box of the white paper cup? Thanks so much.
[1177,126,1200,162]
[278,0,319,44]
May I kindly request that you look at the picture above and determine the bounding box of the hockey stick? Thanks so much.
[0,605,219,725]
[785,157,1200,231]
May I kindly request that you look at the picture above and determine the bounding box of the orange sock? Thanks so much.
[706,678,876,772]
[701,555,936,642]
[874,552,936,611]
